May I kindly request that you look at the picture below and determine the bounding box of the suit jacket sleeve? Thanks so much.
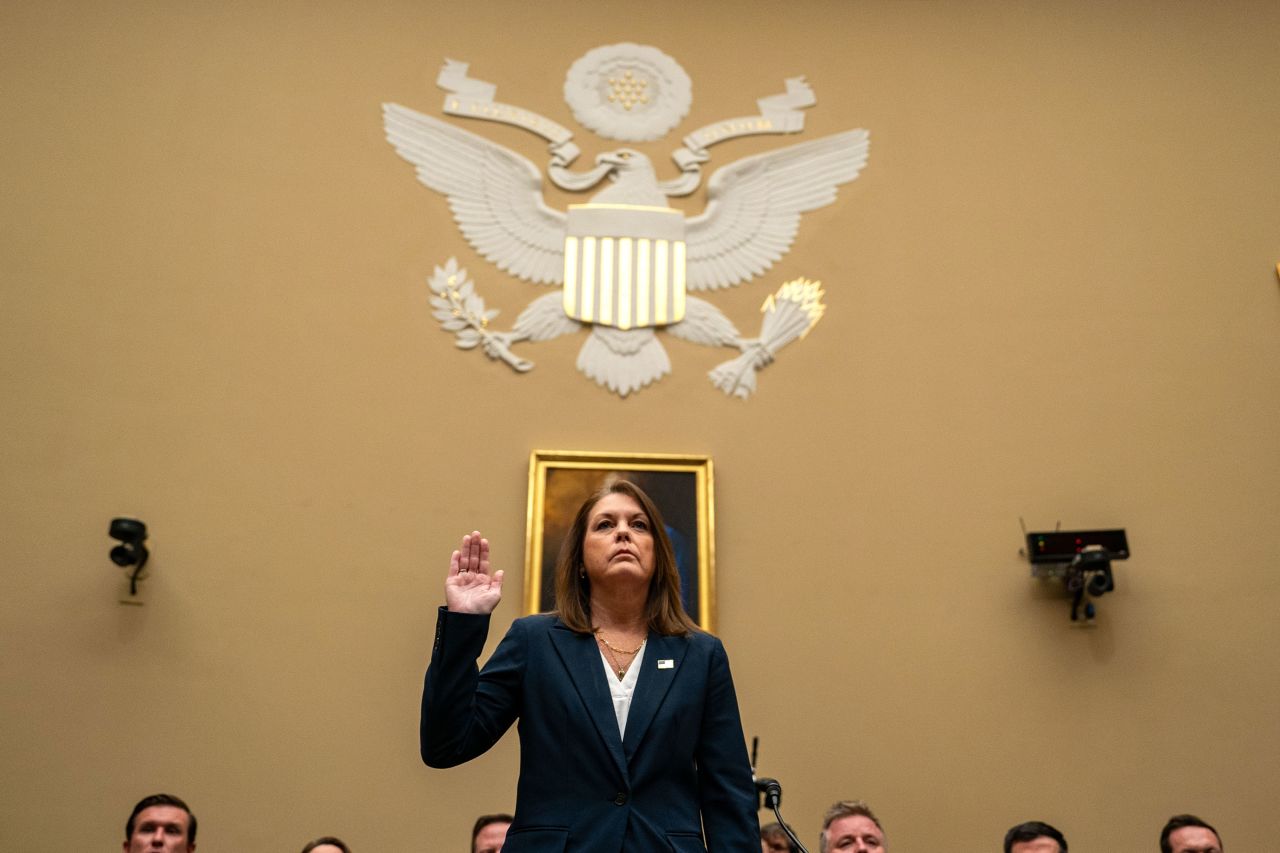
[697,636,761,851]
[420,606,525,768]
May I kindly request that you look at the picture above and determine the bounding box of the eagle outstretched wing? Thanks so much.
[684,129,869,290]
[382,103,566,285]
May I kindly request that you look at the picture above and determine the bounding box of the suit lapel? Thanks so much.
[622,632,687,760]
[548,622,629,781]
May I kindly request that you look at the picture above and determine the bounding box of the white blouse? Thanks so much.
[599,641,647,739]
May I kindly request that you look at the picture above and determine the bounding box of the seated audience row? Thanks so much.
[760,799,1224,853]
[119,790,1224,852]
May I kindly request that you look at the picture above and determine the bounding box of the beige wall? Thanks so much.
[3,1,1278,849]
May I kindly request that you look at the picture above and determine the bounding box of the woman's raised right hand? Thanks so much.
[444,530,505,615]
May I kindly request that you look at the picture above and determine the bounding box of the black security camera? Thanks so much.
[1067,546,1115,621]
[108,518,149,594]
[1025,528,1129,621]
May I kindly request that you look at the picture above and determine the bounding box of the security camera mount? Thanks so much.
[108,518,150,598]
[1024,528,1129,622]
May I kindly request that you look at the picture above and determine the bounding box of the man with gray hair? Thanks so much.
[820,800,886,852]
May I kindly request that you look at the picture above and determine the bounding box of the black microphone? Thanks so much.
[756,777,809,852]
[755,777,782,809]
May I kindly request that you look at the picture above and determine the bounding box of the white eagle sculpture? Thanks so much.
[382,72,868,397]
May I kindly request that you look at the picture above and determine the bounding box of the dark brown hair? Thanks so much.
[1160,815,1221,853]
[301,838,351,853]
[553,479,699,636]
[1004,821,1067,853]
[471,814,513,850]
[125,793,196,844]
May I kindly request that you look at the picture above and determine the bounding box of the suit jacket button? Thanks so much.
[613,793,627,805]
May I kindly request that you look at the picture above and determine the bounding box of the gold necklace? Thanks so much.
[597,634,643,656]
[596,635,645,680]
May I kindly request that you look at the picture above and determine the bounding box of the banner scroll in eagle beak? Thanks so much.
[437,50,822,195]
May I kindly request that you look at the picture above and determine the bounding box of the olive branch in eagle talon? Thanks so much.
[428,259,532,372]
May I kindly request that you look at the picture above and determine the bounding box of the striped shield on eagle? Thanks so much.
[563,203,687,330]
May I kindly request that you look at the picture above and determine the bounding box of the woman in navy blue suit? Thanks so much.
[421,479,759,852]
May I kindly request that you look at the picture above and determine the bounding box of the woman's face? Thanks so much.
[582,492,656,589]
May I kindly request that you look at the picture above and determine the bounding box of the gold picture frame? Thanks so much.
[524,450,716,631]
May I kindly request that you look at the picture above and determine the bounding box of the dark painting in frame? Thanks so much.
[524,450,715,631]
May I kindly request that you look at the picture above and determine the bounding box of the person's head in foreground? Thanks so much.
[1003,820,1067,853]
[123,793,196,853]
[820,800,886,852]
[300,837,351,853]
[471,813,512,853]
[1160,815,1222,853]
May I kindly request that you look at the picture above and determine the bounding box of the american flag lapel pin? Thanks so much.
[657,659,674,669]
